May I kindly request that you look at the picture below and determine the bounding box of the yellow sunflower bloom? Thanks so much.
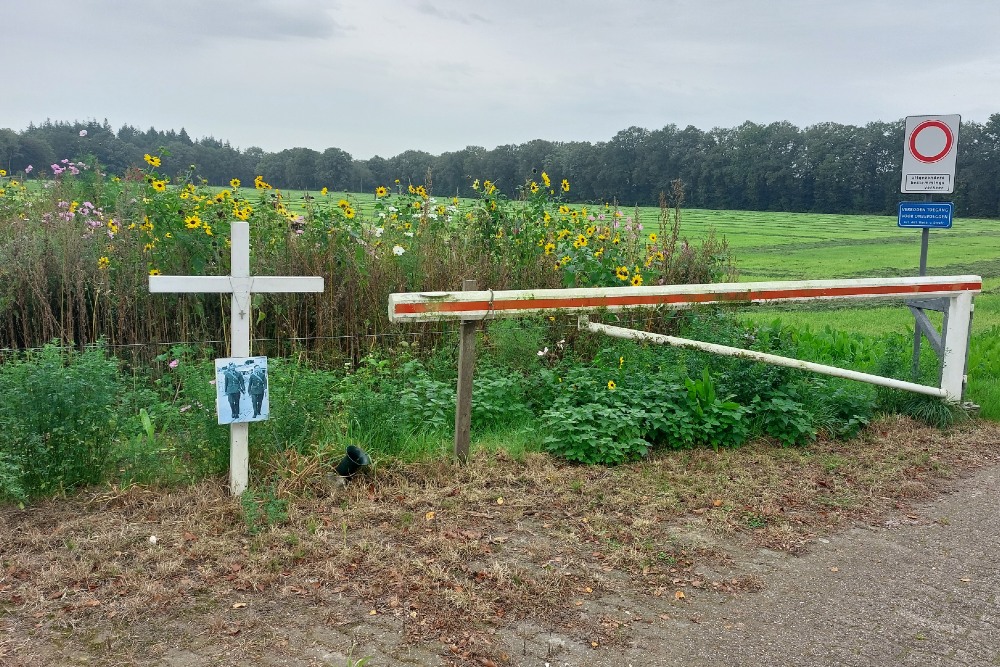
[149,268,161,276]
[561,179,570,192]
[375,185,388,198]
[541,172,551,188]
[97,256,110,270]
[230,178,241,188]
[631,274,644,286]
[615,266,629,281]
[607,380,616,391]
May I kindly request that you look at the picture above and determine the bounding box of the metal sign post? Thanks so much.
[900,114,961,386]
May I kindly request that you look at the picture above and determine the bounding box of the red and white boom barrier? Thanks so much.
[389,275,980,402]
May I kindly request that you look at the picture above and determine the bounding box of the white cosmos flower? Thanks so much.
[374,227,384,237]
[404,231,414,237]
[392,245,405,256]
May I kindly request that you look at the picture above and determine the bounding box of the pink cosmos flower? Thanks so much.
[24,165,33,174]
[79,130,88,137]
[169,359,179,369]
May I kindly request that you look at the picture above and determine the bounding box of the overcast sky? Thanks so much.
[6,1,999,159]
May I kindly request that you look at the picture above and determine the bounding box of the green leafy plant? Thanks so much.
[0,342,124,499]
[397,360,455,433]
[682,368,749,450]
[240,485,289,535]
[472,365,533,431]
[751,393,816,447]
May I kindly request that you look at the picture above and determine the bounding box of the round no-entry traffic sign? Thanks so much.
[901,114,960,194]
[908,120,955,164]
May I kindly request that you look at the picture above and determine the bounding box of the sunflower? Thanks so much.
[631,273,643,286]
[375,185,388,198]
[558,205,570,215]
[607,380,616,391]
[144,154,161,168]
[151,179,167,192]
[338,199,350,210]
[544,242,556,255]
[561,179,570,192]
[230,178,241,188]
[97,256,110,270]
[149,268,161,276]
[344,206,356,219]
[184,214,202,229]
[648,232,658,243]
[573,234,588,249]
[541,171,551,188]
[529,181,539,194]
[615,266,629,281]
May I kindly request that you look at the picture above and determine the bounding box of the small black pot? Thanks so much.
[335,445,371,478]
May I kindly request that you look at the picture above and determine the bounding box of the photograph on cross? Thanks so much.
[214,356,269,424]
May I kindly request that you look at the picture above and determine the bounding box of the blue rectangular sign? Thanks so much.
[898,202,953,229]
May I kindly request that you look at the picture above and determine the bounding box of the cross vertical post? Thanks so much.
[229,222,252,495]
[150,221,324,495]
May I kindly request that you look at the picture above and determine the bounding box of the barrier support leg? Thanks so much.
[454,279,478,463]
[940,292,974,402]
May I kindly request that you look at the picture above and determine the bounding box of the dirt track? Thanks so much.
[2,418,999,666]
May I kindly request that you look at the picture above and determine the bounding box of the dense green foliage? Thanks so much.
[3,115,999,217]
[3,309,959,502]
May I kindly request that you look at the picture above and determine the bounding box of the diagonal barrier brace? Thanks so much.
[582,319,948,398]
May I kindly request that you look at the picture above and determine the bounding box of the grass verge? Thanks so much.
[2,416,998,665]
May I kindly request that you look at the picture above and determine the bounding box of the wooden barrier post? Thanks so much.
[454,279,478,462]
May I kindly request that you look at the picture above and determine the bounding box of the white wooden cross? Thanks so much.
[149,221,324,495]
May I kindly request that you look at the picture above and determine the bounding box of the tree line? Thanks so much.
[2,115,998,217]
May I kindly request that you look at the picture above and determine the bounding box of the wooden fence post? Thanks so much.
[454,279,478,462]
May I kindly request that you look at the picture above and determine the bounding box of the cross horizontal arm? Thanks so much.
[149,276,324,294]
[150,276,234,293]
[247,277,325,293]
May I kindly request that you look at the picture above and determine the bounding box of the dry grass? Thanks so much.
[2,416,999,665]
